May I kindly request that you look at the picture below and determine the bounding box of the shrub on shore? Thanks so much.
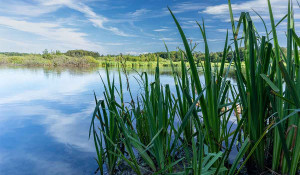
[0,54,99,67]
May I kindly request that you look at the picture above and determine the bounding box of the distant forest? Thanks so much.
[0,47,291,63]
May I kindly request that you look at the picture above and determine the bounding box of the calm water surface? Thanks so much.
[0,66,179,175]
[0,66,237,175]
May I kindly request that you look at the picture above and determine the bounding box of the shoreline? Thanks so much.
[0,60,239,68]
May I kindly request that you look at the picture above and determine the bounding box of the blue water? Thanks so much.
[0,66,179,175]
[0,66,238,175]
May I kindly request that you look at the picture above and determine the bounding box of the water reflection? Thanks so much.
[0,66,181,174]
[0,66,106,174]
[0,65,237,174]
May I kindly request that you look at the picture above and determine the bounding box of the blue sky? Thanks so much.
[0,0,299,55]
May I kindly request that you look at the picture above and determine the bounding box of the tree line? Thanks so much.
[1,47,291,63]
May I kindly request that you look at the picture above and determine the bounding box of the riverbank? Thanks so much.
[0,54,99,67]
[0,54,244,69]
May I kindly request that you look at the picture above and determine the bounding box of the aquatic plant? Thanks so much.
[90,0,300,174]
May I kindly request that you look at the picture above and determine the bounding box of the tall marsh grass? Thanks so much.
[90,0,300,174]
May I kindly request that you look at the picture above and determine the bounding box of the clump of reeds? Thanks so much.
[90,0,300,174]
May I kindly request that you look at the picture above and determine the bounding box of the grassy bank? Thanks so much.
[0,53,243,69]
[98,60,238,68]
[90,0,300,175]
[0,54,99,67]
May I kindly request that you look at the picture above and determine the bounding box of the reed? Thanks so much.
[227,0,300,173]
[90,0,300,174]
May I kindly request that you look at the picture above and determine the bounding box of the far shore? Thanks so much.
[0,54,241,69]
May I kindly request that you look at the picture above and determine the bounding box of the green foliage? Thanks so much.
[65,49,100,58]
[90,1,300,175]
[0,54,99,67]
[90,58,228,174]
[0,52,30,56]
[8,56,25,64]
[55,50,62,55]
[42,49,52,59]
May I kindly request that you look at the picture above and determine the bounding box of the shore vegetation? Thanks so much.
[90,0,300,174]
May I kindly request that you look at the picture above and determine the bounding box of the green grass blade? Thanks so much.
[260,74,280,92]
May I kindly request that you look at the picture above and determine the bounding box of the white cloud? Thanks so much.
[41,0,73,6]
[217,29,229,33]
[0,16,103,52]
[0,38,36,49]
[154,28,169,32]
[203,0,284,15]
[128,8,151,18]
[165,41,182,45]
[124,51,149,55]
[56,15,87,26]
[157,2,206,17]
[107,26,135,37]
[202,0,300,21]
[0,0,60,17]
[171,2,205,13]
[207,39,224,42]
[0,0,132,37]
[41,0,134,37]
[159,37,174,41]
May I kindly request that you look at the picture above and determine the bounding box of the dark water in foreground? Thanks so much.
[0,66,237,175]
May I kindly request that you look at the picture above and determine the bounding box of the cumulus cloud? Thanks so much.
[40,0,134,37]
[0,16,103,52]
[0,0,138,53]
[0,0,132,37]
[0,0,60,16]
[202,0,300,21]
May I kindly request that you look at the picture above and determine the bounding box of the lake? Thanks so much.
[0,66,237,175]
